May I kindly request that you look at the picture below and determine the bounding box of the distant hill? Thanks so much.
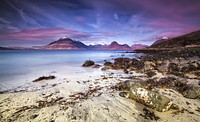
[106,41,131,50]
[88,41,131,50]
[131,44,148,50]
[88,44,107,50]
[151,30,200,48]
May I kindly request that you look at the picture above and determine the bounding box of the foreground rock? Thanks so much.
[145,77,200,99]
[127,82,173,112]
[82,60,95,67]
[32,75,56,82]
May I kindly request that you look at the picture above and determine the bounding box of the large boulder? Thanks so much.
[82,60,95,67]
[104,61,112,66]
[129,83,173,112]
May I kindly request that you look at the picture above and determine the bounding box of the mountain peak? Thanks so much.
[108,41,130,50]
[44,37,88,50]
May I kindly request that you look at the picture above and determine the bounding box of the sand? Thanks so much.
[0,69,200,122]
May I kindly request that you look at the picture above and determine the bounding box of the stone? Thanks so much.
[157,60,170,74]
[32,76,56,82]
[30,114,38,119]
[101,66,112,71]
[168,63,179,73]
[104,61,112,66]
[119,92,128,98]
[179,85,200,99]
[129,83,173,112]
[92,64,101,68]
[146,70,156,77]
[143,61,156,71]
[82,60,95,67]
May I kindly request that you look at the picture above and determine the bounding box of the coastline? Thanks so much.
[0,49,200,122]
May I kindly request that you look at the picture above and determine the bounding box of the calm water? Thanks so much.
[0,50,136,91]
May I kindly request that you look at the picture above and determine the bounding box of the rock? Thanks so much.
[119,92,128,98]
[30,114,38,119]
[143,61,156,71]
[104,61,112,66]
[185,71,200,79]
[113,58,131,69]
[181,61,200,72]
[32,75,56,82]
[168,63,179,73]
[155,60,162,65]
[92,64,101,68]
[111,80,136,91]
[123,69,129,74]
[129,83,173,112]
[101,66,112,71]
[140,107,160,120]
[131,58,144,70]
[82,60,95,67]
[178,84,200,99]
[157,60,170,74]
[146,70,156,77]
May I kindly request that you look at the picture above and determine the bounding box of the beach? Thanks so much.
[0,50,200,122]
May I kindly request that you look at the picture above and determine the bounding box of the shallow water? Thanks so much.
[0,50,136,91]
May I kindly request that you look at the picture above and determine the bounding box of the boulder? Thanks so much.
[178,84,200,99]
[129,83,173,112]
[92,64,101,68]
[146,70,156,77]
[104,61,112,66]
[101,66,112,71]
[157,61,170,74]
[82,60,95,67]
[143,61,156,71]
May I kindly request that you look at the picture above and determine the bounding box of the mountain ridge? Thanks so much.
[0,37,148,50]
[150,30,200,48]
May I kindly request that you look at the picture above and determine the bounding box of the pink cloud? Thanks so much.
[4,27,91,41]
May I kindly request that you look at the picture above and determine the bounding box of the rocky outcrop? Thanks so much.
[82,60,95,67]
[32,76,56,82]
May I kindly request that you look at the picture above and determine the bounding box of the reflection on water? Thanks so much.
[0,50,137,90]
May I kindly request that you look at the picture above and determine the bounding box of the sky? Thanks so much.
[0,0,200,47]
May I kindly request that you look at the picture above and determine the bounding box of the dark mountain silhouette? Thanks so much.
[34,37,88,50]
[151,30,200,48]
[106,41,131,50]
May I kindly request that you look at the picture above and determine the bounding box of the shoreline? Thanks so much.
[0,49,200,122]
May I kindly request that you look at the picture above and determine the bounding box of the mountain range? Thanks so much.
[3,29,199,51]
[1,37,148,50]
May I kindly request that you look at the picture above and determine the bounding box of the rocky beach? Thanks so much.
[1,0,200,121]
[0,44,200,122]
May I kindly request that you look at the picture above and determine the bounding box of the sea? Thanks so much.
[0,50,139,92]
